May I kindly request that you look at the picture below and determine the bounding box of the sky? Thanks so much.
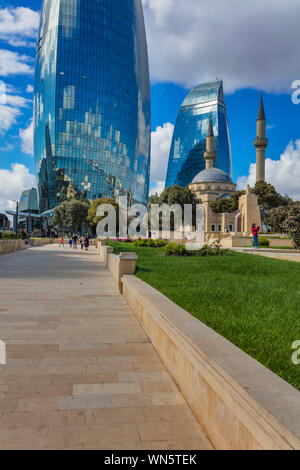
[0,0,300,215]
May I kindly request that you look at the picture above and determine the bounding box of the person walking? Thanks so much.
[59,236,64,248]
[251,223,260,249]
[72,233,78,250]
[80,236,84,251]
[84,233,90,251]
[68,237,73,249]
[21,229,27,241]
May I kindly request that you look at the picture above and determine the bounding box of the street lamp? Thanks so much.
[11,200,19,239]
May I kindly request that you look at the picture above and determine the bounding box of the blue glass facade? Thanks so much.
[34,0,151,212]
[165,80,232,188]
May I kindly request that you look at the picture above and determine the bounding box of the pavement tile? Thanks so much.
[73,382,142,396]
[118,371,170,383]
[45,424,140,448]
[150,392,187,406]
[51,373,118,385]
[0,427,49,450]
[16,397,60,412]
[0,410,85,429]
[167,438,214,450]
[138,420,207,442]
[140,380,178,393]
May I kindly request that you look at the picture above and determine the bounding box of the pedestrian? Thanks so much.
[251,223,260,249]
[69,237,73,248]
[72,233,78,250]
[59,236,64,248]
[80,236,84,250]
[84,233,89,251]
[21,229,27,241]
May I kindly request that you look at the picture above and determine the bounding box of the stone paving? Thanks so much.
[233,248,300,263]
[0,245,213,450]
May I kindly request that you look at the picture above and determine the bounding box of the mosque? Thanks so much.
[188,94,266,236]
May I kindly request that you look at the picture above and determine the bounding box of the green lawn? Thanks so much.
[107,241,300,391]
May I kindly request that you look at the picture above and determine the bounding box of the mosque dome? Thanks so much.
[192,167,233,184]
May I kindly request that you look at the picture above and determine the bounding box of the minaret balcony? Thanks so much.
[254,138,268,148]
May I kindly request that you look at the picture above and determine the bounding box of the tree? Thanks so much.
[210,190,246,214]
[252,181,291,228]
[149,185,200,230]
[51,200,90,233]
[148,193,160,206]
[87,198,120,236]
[267,202,300,249]
[160,185,199,207]
[0,213,9,229]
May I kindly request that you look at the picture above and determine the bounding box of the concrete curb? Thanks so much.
[122,275,300,450]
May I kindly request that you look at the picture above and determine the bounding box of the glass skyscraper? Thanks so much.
[165,80,232,189]
[34,0,151,212]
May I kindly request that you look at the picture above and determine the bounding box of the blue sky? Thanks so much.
[0,0,300,212]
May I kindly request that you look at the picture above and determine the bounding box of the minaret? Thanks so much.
[204,113,216,169]
[254,93,268,182]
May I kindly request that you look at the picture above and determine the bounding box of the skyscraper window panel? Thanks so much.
[34,0,150,212]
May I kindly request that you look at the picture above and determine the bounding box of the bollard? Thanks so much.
[106,251,138,292]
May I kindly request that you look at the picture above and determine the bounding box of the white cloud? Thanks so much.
[4,94,31,108]
[0,50,33,76]
[237,140,300,200]
[0,7,39,47]
[150,122,174,195]
[19,121,34,155]
[150,181,166,197]
[0,104,21,133]
[0,84,31,133]
[26,85,34,93]
[0,163,36,214]
[142,0,300,92]
[0,143,14,152]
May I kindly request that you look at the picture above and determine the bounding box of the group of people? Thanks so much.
[59,233,90,251]
[58,225,261,251]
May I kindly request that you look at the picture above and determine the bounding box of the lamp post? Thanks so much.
[11,200,19,239]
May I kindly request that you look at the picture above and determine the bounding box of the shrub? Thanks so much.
[134,238,168,248]
[164,243,187,256]
[1,232,21,240]
[259,237,270,247]
[154,239,168,247]
[134,238,148,247]
[164,242,227,257]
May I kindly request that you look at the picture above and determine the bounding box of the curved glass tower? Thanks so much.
[165,80,231,189]
[34,0,151,212]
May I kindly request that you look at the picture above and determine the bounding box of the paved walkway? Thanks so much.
[233,248,300,263]
[0,245,212,450]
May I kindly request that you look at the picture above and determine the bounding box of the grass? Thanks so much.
[107,241,300,391]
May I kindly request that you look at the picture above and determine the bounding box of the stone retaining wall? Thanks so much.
[0,238,53,255]
[28,238,53,248]
[221,237,293,248]
[0,240,26,255]
[122,275,300,450]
